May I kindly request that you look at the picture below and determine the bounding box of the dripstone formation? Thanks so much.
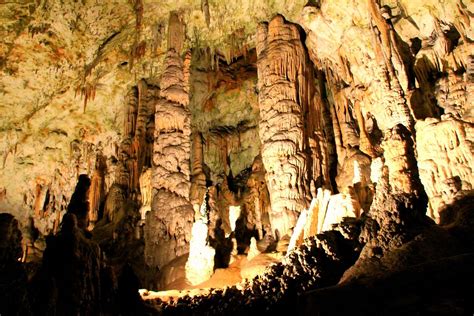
[0,0,473,315]
[145,11,194,270]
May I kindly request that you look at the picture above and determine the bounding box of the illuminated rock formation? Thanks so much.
[185,193,215,286]
[245,156,271,240]
[0,0,473,314]
[416,118,474,222]
[145,11,194,270]
[87,153,107,229]
[247,237,260,261]
[139,168,152,222]
[228,205,241,233]
[256,15,328,239]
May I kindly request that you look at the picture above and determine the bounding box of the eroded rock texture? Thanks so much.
[416,118,474,222]
[145,12,194,270]
[256,15,329,239]
[0,0,473,314]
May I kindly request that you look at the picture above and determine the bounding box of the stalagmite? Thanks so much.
[190,132,207,208]
[185,190,215,286]
[145,11,194,270]
[245,156,271,240]
[313,188,360,234]
[88,153,106,229]
[228,205,241,233]
[287,208,307,253]
[382,124,421,195]
[139,168,152,222]
[256,15,328,239]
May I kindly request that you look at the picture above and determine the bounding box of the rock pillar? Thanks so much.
[145,11,194,269]
[256,15,327,238]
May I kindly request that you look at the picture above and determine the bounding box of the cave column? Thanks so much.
[145,11,194,270]
[256,15,327,238]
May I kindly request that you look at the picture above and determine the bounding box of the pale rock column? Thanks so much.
[185,190,215,286]
[247,237,260,261]
[145,11,194,270]
[256,15,327,239]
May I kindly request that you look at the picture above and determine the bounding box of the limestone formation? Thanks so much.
[381,124,422,196]
[416,118,474,222]
[287,208,307,253]
[247,237,260,261]
[190,131,207,208]
[88,153,107,229]
[0,1,473,314]
[185,193,215,286]
[245,156,271,240]
[32,213,102,315]
[228,205,241,233]
[308,188,361,235]
[145,11,194,270]
[139,168,152,222]
[67,174,91,230]
[256,15,329,239]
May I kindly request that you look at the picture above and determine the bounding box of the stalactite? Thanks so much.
[33,179,49,218]
[125,87,138,138]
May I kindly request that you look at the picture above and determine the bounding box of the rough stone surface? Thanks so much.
[145,12,194,270]
[0,0,473,314]
[256,15,329,239]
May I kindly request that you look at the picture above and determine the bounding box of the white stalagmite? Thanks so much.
[287,208,308,254]
[185,190,215,286]
[229,205,241,232]
[139,168,152,222]
[247,237,260,261]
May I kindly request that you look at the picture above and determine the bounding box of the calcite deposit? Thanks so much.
[0,0,473,315]
[145,11,194,270]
